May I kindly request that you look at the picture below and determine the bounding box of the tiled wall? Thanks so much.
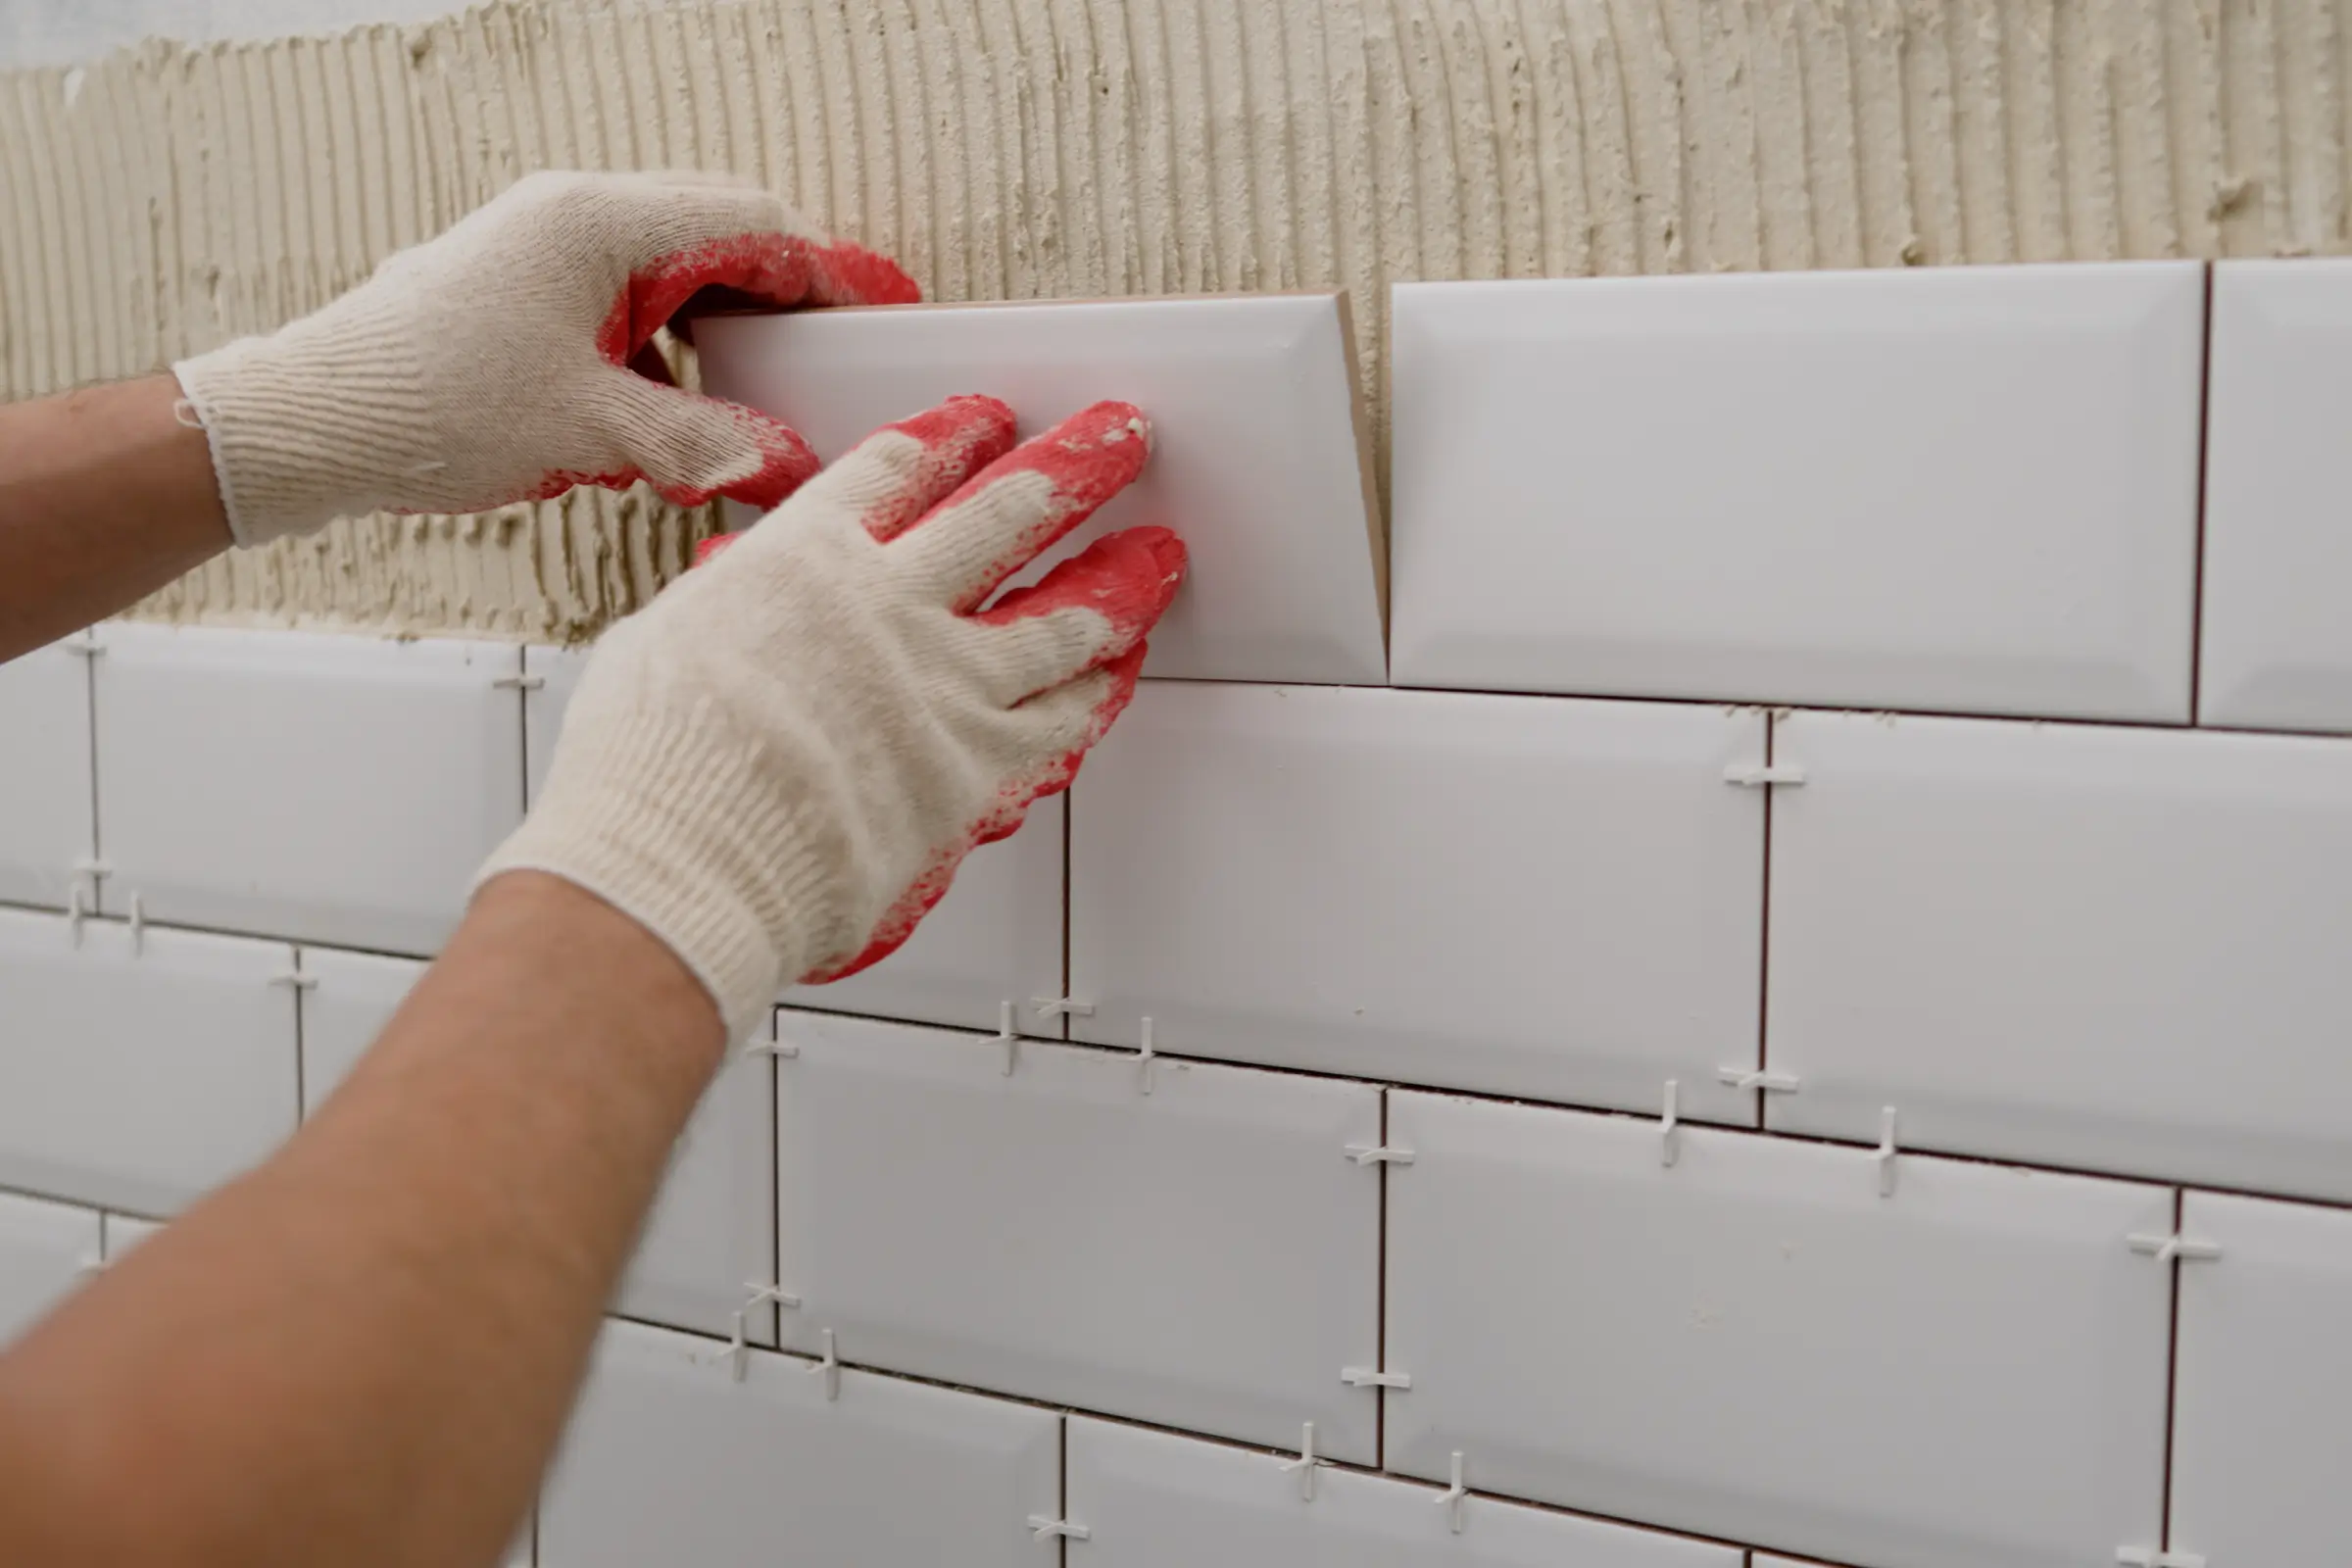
[4,258,2352,1568]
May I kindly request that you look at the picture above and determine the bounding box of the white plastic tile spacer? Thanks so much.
[74,1250,106,1278]
[1660,1080,1681,1168]
[1723,762,1806,788]
[71,856,110,892]
[490,672,545,691]
[127,893,146,956]
[1137,1015,1157,1096]
[1032,996,1096,1020]
[1345,1144,1416,1166]
[1437,1451,1468,1535]
[1872,1106,1898,1198]
[1027,1516,1092,1543]
[742,1034,800,1059]
[995,1000,1019,1076]
[2116,1548,2206,1567]
[269,971,318,992]
[743,1281,802,1313]
[808,1327,841,1400]
[718,1308,756,1383]
[1341,1366,1411,1390]
[1716,1065,1799,1095]
[66,885,88,948]
[1278,1421,1322,1500]
[63,632,104,660]
[2128,1233,2224,1265]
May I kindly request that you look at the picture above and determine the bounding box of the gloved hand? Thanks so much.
[172,170,917,547]
[475,395,1186,1040]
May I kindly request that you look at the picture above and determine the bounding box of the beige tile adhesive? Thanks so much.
[3,0,2350,639]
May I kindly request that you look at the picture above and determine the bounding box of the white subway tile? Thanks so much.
[2171,1192,2352,1568]
[773,1011,1383,1460]
[696,294,1388,685]
[0,907,297,1215]
[1069,682,1764,1119]
[2200,259,2352,732]
[93,624,525,955]
[540,1318,1057,1568]
[1064,1416,1738,1568]
[0,638,95,909]
[1767,710,2352,1201]
[1384,1092,2172,1568]
[525,643,1064,1033]
[1391,265,2204,720]
[0,1189,98,1345]
[297,941,771,1341]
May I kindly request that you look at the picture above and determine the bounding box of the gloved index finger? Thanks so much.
[891,401,1153,614]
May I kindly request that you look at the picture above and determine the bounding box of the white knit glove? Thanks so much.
[475,396,1187,1040]
[172,170,917,547]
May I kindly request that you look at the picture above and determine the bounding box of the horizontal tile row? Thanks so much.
[1391,258,2352,732]
[14,642,2352,1204]
[5,1000,2346,1567]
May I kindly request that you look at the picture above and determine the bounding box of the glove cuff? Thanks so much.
[471,701,832,1043]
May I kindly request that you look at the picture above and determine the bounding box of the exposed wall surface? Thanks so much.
[5,0,2352,637]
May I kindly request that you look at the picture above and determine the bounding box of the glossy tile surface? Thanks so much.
[2200,259,2352,732]
[2171,1193,2352,1568]
[1070,683,1764,1118]
[0,908,297,1215]
[0,637,95,909]
[1768,710,2352,1200]
[298,947,425,1114]
[1390,265,2204,720]
[774,1010,1383,1460]
[697,295,1388,685]
[1064,1416,1738,1568]
[540,1318,1058,1568]
[620,1041,776,1342]
[0,1189,97,1345]
[94,623,525,954]
[1385,1092,2172,1568]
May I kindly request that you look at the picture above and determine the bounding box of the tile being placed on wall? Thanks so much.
[299,941,771,1341]
[540,1318,1058,1568]
[0,1189,99,1345]
[774,1010,1384,1461]
[1064,1416,1738,1568]
[1384,1093,2173,1568]
[94,623,526,955]
[0,907,298,1215]
[0,637,96,909]
[1390,265,2204,720]
[1069,682,1764,1119]
[1767,710,2352,1201]
[2171,1193,2352,1567]
[2200,260,2352,732]
[696,295,1388,685]
[525,644,1064,1033]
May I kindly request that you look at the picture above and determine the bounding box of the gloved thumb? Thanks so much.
[593,368,821,511]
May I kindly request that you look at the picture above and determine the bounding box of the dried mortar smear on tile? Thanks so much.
[3,0,2349,640]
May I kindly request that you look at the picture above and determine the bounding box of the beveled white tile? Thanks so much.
[1064,1416,1737,1568]
[524,643,1065,1033]
[0,637,95,909]
[1391,265,2204,720]
[99,1211,161,1261]
[297,941,771,1341]
[787,797,1065,1035]
[696,295,1387,685]
[93,623,526,954]
[0,1189,98,1345]
[1069,682,1764,1119]
[2171,1193,2352,1568]
[774,1010,1383,1460]
[297,946,425,1114]
[1384,1092,2172,1568]
[540,1317,1058,1568]
[2200,260,2352,732]
[1767,710,2352,1200]
[0,907,298,1215]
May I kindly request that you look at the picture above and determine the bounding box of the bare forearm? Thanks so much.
[0,374,232,661]
[0,873,725,1568]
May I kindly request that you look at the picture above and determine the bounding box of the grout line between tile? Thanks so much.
[2188,263,2216,724]
[1753,713,1776,1134]
[2159,1186,2185,1555]
[78,632,102,906]
[1374,1086,1390,1469]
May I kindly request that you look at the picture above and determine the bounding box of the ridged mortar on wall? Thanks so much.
[3,0,2349,638]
